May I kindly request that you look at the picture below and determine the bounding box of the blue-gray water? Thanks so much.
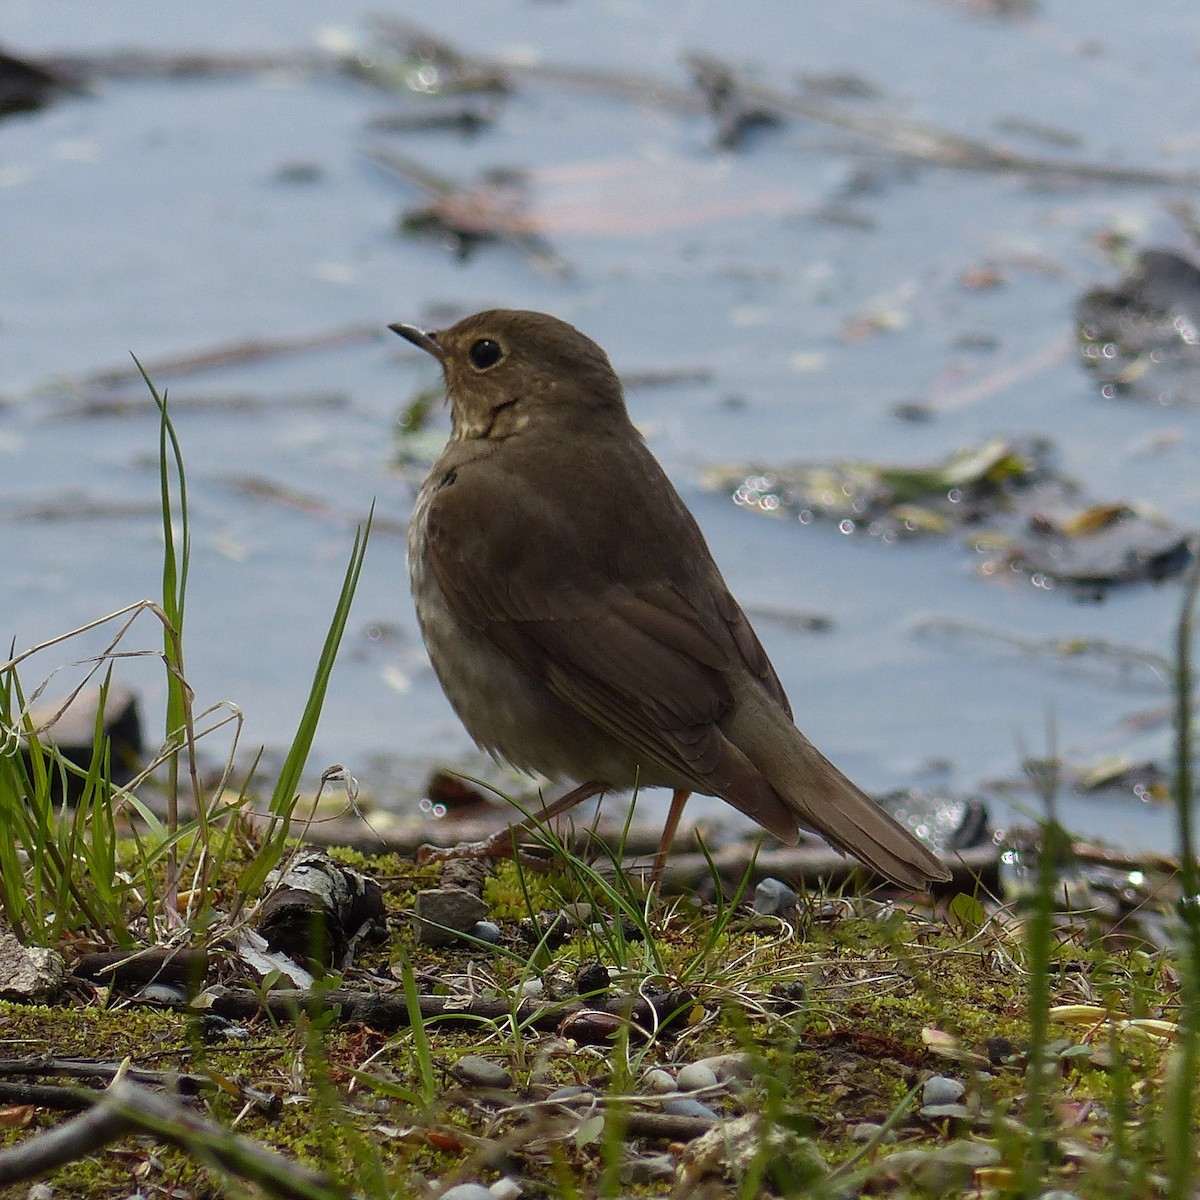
[3,1,1199,851]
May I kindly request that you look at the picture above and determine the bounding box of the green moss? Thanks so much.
[0,846,1194,1200]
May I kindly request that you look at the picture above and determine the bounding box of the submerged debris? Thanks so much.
[705,436,1194,595]
[703,436,1046,541]
[1077,248,1200,405]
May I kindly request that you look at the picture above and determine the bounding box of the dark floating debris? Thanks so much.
[706,436,1194,596]
[703,436,1046,541]
[1077,249,1200,405]
[368,146,570,278]
[0,46,78,117]
[686,54,786,151]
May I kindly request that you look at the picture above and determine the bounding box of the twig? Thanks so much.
[0,1080,341,1198]
[372,16,1200,189]
[57,323,382,393]
[194,984,696,1040]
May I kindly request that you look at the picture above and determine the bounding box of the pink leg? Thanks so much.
[649,789,691,888]
[416,780,606,865]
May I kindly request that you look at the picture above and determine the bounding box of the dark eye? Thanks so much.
[468,338,503,370]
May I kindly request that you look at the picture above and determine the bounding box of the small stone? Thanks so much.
[546,1085,595,1103]
[558,1009,624,1043]
[693,1052,757,1085]
[752,877,799,917]
[136,982,187,1006]
[414,887,489,947]
[662,1096,719,1120]
[519,978,544,999]
[489,1178,522,1200]
[559,902,594,926]
[641,1068,676,1094]
[877,1142,1000,1192]
[621,1152,676,1184]
[469,920,501,944]
[676,1063,719,1092]
[438,1186,495,1200]
[851,1121,884,1142]
[1037,1193,1082,1200]
[922,1075,965,1107]
[0,933,65,1003]
[575,961,610,996]
[919,1102,974,1120]
[450,1055,512,1089]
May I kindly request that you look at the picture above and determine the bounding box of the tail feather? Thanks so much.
[726,687,951,890]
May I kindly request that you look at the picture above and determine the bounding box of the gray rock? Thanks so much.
[414,887,489,946]
[546,1085,594,1103]
[469,920,502,944]
[662,1096,719,1120]
[919,1102,975,1120]
[620,1152,676,1184]
[488,1179,522,1200]
[876,1142,1000,1192]
[641,1068,676,1094]
[438,1186,495,1200]
[922,1074,965,1107]
[752,877,799,917]
[0,933,64,1004]
[693,1051,758,1085]
[851,1121,885,1142]
[451,1055,512,1089]
[519,978,544,999]
[676,1063,719,1092]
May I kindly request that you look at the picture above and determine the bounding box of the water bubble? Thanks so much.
[838,518,856,535]
[798,510,813,524]
[947,488,962,503]
[761,494,780,511]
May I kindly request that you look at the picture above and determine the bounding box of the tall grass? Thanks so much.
[0,365,372,947]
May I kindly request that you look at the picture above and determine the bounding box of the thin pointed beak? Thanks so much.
[389,321,445,361]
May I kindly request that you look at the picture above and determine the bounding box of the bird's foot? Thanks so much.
[415,831,556,871]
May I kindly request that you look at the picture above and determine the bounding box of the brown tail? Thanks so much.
[726,686,952,890]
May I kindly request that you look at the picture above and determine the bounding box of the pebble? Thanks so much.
[641,1068,676,1094]
[877,1142,999,1192]
[676,1063,719,1092]
[519,978,544,999]
[450,1055,512,1089]
[662,1096,719,1120]
[469,920,502,944]
[922,1075,965,1107]
[546,1085,595,1104]
[414,887,489,947]
[752,877,800,917]
[851,1122,884,1142]
[489,1179,522,1200]
[693,1051,757,1084]
[621,1153,676,1184]
[438,1186,495,1200]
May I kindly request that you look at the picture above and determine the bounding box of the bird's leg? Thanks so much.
[648,789,691,889]
[416,781,606,865]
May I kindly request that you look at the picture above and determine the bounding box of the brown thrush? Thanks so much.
[392,309,950,890]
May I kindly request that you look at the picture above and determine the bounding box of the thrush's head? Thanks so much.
[390,309,627,441]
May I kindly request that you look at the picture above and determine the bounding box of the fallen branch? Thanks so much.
[0,1079,342,1198]
[195,984,697,1041]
